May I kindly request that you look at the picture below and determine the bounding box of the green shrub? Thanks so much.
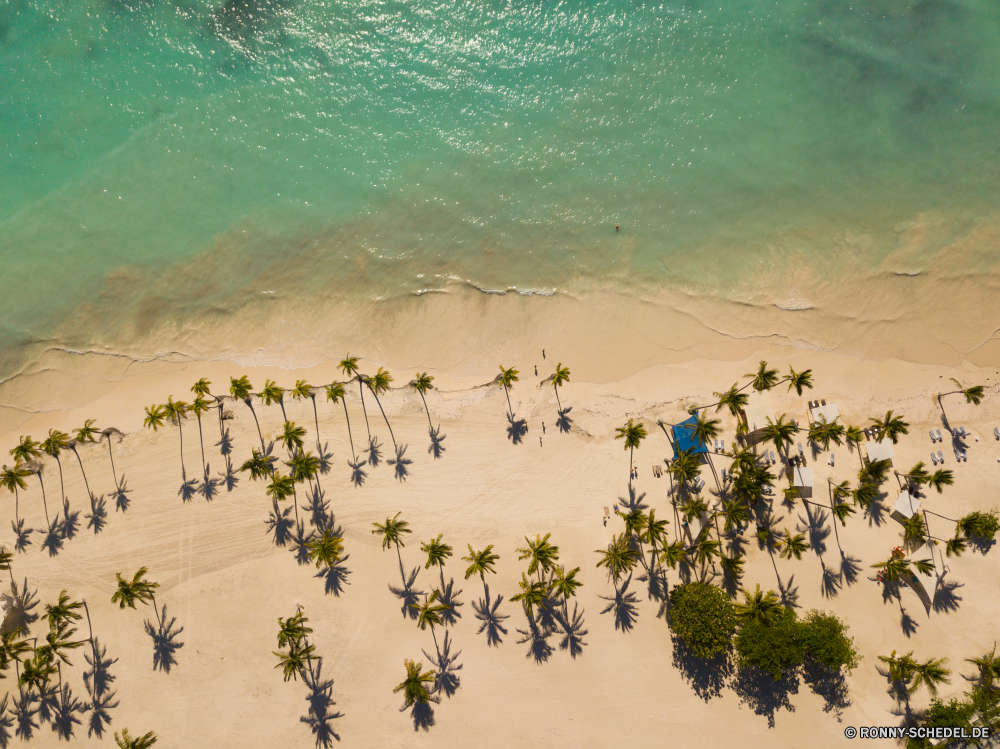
[958,510,1000,541]
[800,610,860,673]
[734,606,804,680]
[669,582,736,658]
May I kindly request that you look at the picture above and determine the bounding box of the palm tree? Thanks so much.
[846,425,865,467]
[550,565,582,617]
[829,497,856,527]
[306,529,344,570]
[640,508,670,567]
[239,448,274,481]
[266,473,297,523]
[762,415,799,461]
[372,512,412,581]
[708,383,749,417]
[860,458,892,486]
[412,373,436,431]
[734,584,782,624]
[690,412,722,489]
[498,365,519,419]
[411,590,450,651]
[40,429,70,508]
[551,363,570,413]
[279,421,306,456]
[870,410,909,444]
[290,380,322,450]
[901,514,929,547]
[260,379,286,421]
[777,529,810,560]
[510,573,549,618]
[276,610,313,649]
[808,416,844,451]
[69,420,100,500]
[910,657,951,697]
[325,382,356,463]
[659,540,687,570]
[274,640,316,682]
[463,545,500,597]
[143,405,166,436]
[162,397,190,481]
[111,567,159,622]
[191,376,218,432]
[669,448,702,495]
[938,379,985,429]
[516,533,560,582]
[421,535,453,589]
[339,356,372,443]
[18,650,57,694]
[782,366,814,396]
[719,498,749,535]
[745,360,779,393]
[1,463,30,526]
[189,395,212,475]
[101,427,124,489]
[621,508,648,543]
[595,533,639,594]
[720,553,744,582]
[927,469,954,494]
[694,538,722,570]
[879,649,919,684]
[614,418,647,483]
[230,376,264,451]
[967,645,1000,689]
[394,659,435,708]
[365,367,397,451]
[10,435,40,464]
[114,728,158,748]
[945,535,967,558]
[871,555,933,584]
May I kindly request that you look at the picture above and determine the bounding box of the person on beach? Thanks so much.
[542,349,546,359]
[535,365,538,376]
[542,422,545,434]
[539,436,543,447]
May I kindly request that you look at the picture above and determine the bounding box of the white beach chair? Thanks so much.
[936,429,943,441]
[797,442,804,455]
[931,452,938,466]
[937,450,944,463]
[720,439,725,451]
[955,449,962,462]
[713,439,720,452]
[994,427,999,440]
[929,429,937,442]
[769,450,776,464]
[829,453,835,467]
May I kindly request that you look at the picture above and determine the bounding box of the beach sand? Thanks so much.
[2,290,999,747]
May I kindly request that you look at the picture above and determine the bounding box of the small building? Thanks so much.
[792,466,814,498]
[743,393,776,447]
[671,415,709,459]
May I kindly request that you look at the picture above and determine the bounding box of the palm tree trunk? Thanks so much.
[196,415,206,476]
[767,547,784,593]
[37,472,50,526]
[629,445,634,484]
[216,401,226,445]
[54,456,66,504]
[395,541,405,584]
[291,485,299,524]
[279,398,288,423]
[70,446,93,500]
[502,383,513,419]
[357,378,372,440]
[418,391,433,430]
[554,385,562,412]
[370,391,397,451]
[481,572,489,602]
[105,435,118,487]
[177,420,186,481]
[310,395,322,450]
[340,399,356,461]
[246,400,265,452]
[431,625,440,659]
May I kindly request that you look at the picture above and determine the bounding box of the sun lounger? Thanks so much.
[821,399,827,406]
[769,450,776,463]
[797,442,804,455]
[604,506,610,519]
[929,429,937,442]
[959,426,967,438]
[931,452,938,465]
[936,429,943,441]
[720,439,725,451]
[962,449,968,462]
[995,427,999,440]
[937,450,944,463]
[829,453,835,466]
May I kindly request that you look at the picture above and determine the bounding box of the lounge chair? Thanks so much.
[797,442,804,455]
[936,429,943,441]
[720,439,725,451]
[994,427,999,440]
[937,450,944,463]
[829,453,835,466]
[929,429,937,442]
[931,452,938,466]
[959,426,967,438]
[821,399,827,406]
[604,506,611,519]
[955,449,962,461]
[769,450,776,463]
[962,449,969,462]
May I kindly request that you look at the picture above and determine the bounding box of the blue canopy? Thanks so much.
[672,415,708,459]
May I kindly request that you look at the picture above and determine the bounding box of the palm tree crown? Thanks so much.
[595,533,639,585]
[746,360,779,392]
[291,380,313,401]
[421,535,453,571]
[734,584,782,624]
[74,419,100,444]
[785,366,814,395]
[114,728,158,749]
[111,567,159,610]
[712,384,749,416]
[394,659,435,708]
[143,404,166,431]
[372,512,412,550]
[229,375,253,402]
[870,410,909,444]
[615,419,647,451]
[41,429,70,458]
[517,533,560,578]
[191,378,212,397]
[945,379,985,406]
[10,435,41,463]
[306,530,345,569]
[462,545,499,580]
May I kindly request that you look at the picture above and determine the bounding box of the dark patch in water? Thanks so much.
[209,0,296,41]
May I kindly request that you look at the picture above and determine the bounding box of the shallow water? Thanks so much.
[1,0,999,376]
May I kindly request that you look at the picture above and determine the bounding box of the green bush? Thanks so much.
[958,510,1000,541]
[799,610,860,673]
[669,582,736,658]
[734,606,804,680]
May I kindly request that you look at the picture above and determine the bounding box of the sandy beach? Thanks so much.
[2,290,999,748]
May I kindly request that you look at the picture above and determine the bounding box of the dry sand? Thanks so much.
[2,290,1000,748]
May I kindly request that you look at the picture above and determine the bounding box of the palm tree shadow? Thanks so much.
[215,427,233,457]
[899,604,919,638]
[408,700,436,732]
[840,553,862,585]
[556,602,588,658]
[85,495,108,535]
[83,637,118,739]
[265,499,294,547]
[865,498,887,527]
[316,555,352,597]
[437,578,463,626]
[389,444,412,483]
[292,523,314,565]
[428,426,446,459]
[515,613,554,664]
[13,691,38,741]
[60,498,80,540]
[316,442,333,476]
[367,437,383,468]
[506,413,528,445]
[472,592,509,647]
[86,685,119,739]
[12,518,33,554]
[51,683,87,740]
[349,459,367,487]
[389,567,424,620]
[599,576,639,631]
[6,579,39,634]
[144,604,184,673]
[932,580,963,614]
[0,694,15,746]
[42,521,64,557]
[556,406,574,433]
[200,465,221,501]
[780,574,800,608]
[799,509,830,556]
[423,630,462,699]
[620,485,648,513]
[304,485,332,531]
[177,477,199,503]
[720,565,741,599]
[820,563,842,599]
[113,476,131,512]
[301,659,342,746]
[218,458,240,492]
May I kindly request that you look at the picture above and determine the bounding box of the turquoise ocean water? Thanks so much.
[1,0,999,375]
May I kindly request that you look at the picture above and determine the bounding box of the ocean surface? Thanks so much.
[1,0,999,376]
